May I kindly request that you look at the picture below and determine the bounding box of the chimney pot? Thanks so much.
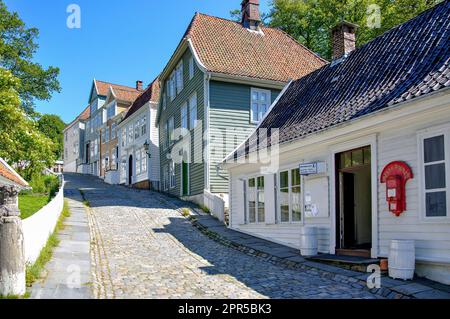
[331,21,358,60]
[241,0,261,30]
[136,80,143,91]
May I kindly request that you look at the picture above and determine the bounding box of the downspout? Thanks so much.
[204,72,211,191]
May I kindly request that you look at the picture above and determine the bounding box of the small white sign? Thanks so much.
[300,162,326,176]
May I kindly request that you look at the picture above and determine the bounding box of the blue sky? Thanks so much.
[4,0,271,123]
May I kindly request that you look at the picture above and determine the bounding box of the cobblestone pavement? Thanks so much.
[67,174,378,299]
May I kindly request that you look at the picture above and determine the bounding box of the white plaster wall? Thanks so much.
[22,184,65,264]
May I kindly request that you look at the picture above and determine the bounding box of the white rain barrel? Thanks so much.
[389,240,415,280]
[300,226,318,256]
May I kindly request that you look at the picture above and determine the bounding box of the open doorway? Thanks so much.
[128,155,133,186]
[336,146,372,257]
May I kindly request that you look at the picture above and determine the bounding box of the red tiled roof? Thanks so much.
[95,80,141,102]
[185,13,326,82]
[122,77,160,122]
[79,105,90,121]
[0,158,29,188]
[65,105,90,131]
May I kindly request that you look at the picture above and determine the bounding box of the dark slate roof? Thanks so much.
[226,1,450,162]
[122,77,160,122]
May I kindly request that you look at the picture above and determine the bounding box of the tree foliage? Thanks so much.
[232,0,441,60]
[0,68,55,180]
[0,0,60,116]
[268,0,441,59]
[37,114,65,160]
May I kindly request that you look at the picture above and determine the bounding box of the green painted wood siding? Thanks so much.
[159,49,205,197]
[209,81,280,193]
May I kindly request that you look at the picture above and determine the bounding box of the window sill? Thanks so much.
[420,216,450,223]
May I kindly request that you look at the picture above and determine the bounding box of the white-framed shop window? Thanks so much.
[170,160,175,189]
[278,168,302,223]
[247,176,265,224]
[418,126,450,220]
[250,88,271,124]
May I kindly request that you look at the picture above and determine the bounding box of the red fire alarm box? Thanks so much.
[380,162,413,217]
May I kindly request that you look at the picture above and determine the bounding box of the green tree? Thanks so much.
[235,0,441,60]
[0,67,55,180]
[37,114,65,160]
[0,0,60,116]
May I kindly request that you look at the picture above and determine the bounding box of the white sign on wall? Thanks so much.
[299,162,327,176]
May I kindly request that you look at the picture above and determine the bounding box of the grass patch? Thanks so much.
[199,204,211,214]
[25,200,71,288]
[181,208,191,217]
[19,194,50,219]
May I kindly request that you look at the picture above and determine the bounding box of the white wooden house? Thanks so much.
[223,2,450,284]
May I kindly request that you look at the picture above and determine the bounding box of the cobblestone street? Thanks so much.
[65,174,378,299]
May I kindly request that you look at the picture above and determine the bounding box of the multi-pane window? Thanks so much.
[189,56,195,80]
[101,129,106,144]
[176,61,184,94]
[247,176,265,223]
[111,123,117,139]
[141,148,147,173]
[162,95,167,110]
[121,156,126,179]
[121,129,127,148]
[423,134,447,217]
[128,124,134,144]
[134,120,140,139]
[105,127,110,143]
[189,93,197,129]
[170,160,175,188]
[111,152,116,170]
[136,148,142,175]
[141,116,147,136]
[181,103,188,130]
[168,117,174,146]
[251,88,271,123]
[279,169,302,222]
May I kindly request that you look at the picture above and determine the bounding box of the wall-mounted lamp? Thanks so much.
[144,141,151,158]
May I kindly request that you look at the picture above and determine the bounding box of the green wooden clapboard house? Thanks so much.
[156,0,325,208]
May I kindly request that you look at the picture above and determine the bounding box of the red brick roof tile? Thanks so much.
[186,13,326,82]
[0,158,29,188]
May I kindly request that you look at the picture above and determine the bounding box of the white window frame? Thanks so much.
[418,124,450,222]
[246,176,265,224]
[136,148,142,175]
[141,148,147,173]
[168,116,175,146]
[181,103,188,130]
[121,129,127,148]
[277,167,303,224]
[176,61,184,94]
[105,127,110,143]
[189,56,195,80]
[170,160,176,189]
[141,116,147,136]
[189,92,197,130]
[250,88,271,124]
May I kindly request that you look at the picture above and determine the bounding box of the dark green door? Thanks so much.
[182,161,189,196]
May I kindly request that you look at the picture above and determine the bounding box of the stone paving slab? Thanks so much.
[30,180,92,299]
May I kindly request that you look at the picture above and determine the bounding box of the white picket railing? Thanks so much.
[22,183,65,264]
[203,190,225,222]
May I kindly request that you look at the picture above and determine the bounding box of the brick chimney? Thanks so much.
[241,0,261,30]
[331,21,358,60]
[136,80,143,91]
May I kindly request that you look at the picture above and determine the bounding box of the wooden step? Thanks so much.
[336,249,371,258]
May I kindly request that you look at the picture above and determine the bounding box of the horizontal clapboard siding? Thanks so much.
[209,81,280,193]
[377,116,450,260]
[159,49,205,196]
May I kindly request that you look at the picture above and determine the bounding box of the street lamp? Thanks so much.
[144,141,151,158]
